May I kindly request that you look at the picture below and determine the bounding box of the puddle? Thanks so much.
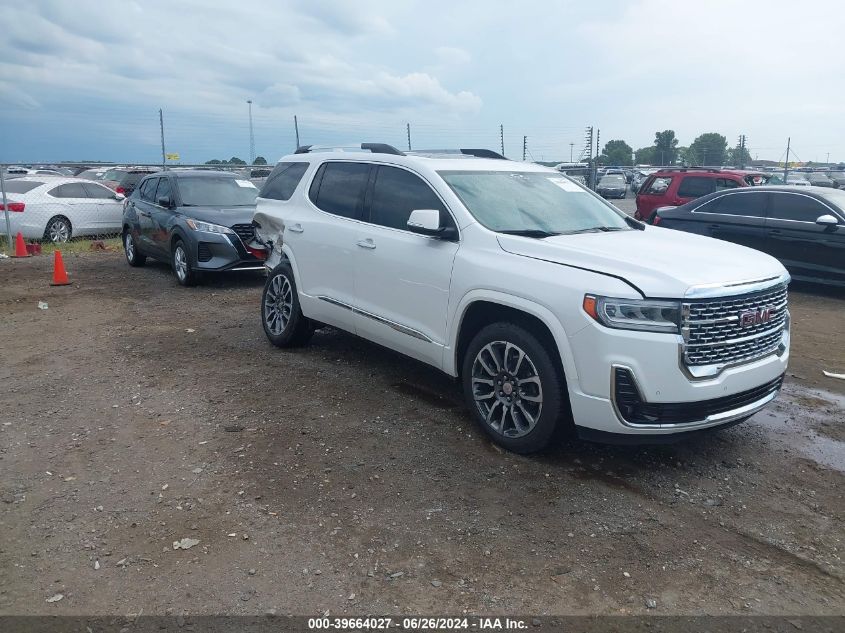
[753,384,845,473]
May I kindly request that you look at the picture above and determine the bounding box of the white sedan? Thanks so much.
[1,177,125,242]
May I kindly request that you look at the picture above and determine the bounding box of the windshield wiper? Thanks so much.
[498,229,561,238]
[562,226,627,235]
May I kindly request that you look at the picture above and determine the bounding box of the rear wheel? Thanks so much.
[261,263,314,347]
[462,322,568,453]
[124,231,146,267]
[44,216,72,243]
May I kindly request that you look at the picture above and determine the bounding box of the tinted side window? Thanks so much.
[769,194,828,222]
[369,166,449,231]
[711,192,766,217]
[154,178,172,203]
[81,183,117,199]
[49,183,88,198]
[139,178,158,202]
[677,176,714,198]
[310,162,370,219]
[260,162,309,201]
[715,178,740,189]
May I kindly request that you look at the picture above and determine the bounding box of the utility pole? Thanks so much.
[826,152,830,165]
[499,124,505,157]
[595,129,600,161]
[406,123,412,151]
[159,109,166,169]
[784,137,791,182]
[702,148,708,166]
[569,143,574,162]
[294,115,301,149]
[522,136,527,161]
[247,100,255,164]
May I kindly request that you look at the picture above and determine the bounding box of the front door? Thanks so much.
[695,190,768,251]
[80,182,123,233]
[148,177,174,257]
[134,177,159,252]
[765,191,845,283]
[353,165,459,368]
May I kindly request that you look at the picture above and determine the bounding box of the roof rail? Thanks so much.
[294,143,405,156]
[654,166,723,173]
[409,148,508,160]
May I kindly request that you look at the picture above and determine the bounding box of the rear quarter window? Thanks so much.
[642,176,672,195]
[677,176,714,198]
[308,162,371,219]
[260,162,309,201]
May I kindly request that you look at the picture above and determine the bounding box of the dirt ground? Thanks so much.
[0,251,843,617]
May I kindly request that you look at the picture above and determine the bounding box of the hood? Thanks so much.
[179,205,256,226]
[497,226,786,298]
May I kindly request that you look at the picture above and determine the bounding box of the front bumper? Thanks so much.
[565,313,790,437]
[192,232,266,272]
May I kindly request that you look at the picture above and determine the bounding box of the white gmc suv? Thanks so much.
[253,144,790,453]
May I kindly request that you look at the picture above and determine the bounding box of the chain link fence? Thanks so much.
[0,163,272,255]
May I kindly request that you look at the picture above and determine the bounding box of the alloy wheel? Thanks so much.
[471,341,543,438]
[48,220,70,243]
[125,234,135,262]
[264,273,293,335]
[174,245,188,282]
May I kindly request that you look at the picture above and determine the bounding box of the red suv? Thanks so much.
[635,168,765,221]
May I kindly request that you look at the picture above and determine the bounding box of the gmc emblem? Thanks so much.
[740,308,772,327]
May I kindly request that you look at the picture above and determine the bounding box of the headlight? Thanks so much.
[185,219,235,235]
[583,294,680,333]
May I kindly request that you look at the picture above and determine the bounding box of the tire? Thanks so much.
[124,230,146,267]
[461,322,569,454]
[171,239,199,287]
[261,263,314,347]
[44,216,72,243]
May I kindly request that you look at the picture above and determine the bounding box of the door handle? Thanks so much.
[356,238,376,250]
[288,223,304,233]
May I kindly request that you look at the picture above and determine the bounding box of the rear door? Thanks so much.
[290,161,372,332]
[692,190,768,251]
[765,192,845,283]
[674,175,716,206]
[81,182,123,233]
[47,182,93,236]
[134,177,159,251]
[353,165,459,367]
[148,177,174,257]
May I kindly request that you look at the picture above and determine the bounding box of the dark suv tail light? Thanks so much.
[652,214,662,225]
[0,202,25,212]
[115,186,126,195]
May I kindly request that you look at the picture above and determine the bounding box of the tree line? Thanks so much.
[598,131,752,167]
[204,156,268,165]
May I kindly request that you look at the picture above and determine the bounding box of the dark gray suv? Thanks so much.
[122,170,266,286]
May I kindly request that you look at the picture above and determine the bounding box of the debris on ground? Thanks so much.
[822,370,845,380]
[37,301,48,310]
[172,538,200,550]
[45,594,64,603]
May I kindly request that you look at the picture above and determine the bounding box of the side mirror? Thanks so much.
[157,196,172,208]
[407,209,458,240]
[114,193,125,201]
[816,214,839,227]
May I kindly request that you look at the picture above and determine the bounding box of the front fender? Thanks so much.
[444,289,580,385]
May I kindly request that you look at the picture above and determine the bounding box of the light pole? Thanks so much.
[570,143,574,162]
[247,100,255,164]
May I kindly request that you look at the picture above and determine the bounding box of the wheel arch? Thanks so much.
[447,291,579,387]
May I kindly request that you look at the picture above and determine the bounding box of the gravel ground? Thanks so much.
[0,250,842,617]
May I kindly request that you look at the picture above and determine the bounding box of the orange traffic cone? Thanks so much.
[50,250,71,286]
[11,232,29,258]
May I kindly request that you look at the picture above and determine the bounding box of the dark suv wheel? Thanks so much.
[124,230,146,267]
[461,322,568,453]
[261,262,314,347]
[172,239,200,286]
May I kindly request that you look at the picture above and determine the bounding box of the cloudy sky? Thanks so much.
[1,0,843,164]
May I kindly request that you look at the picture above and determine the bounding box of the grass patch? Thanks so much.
[1,236,122,256]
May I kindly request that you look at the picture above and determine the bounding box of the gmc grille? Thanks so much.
[681,284,788,368]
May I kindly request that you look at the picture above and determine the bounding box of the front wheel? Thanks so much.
[462,322,569,453]
[172,239,199,286]
[261,263,314,347]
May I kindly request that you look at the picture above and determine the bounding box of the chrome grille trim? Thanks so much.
[681,283,788,370]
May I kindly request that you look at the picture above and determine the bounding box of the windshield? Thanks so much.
[438,170,629,234]
[176,176,258,206]
[599,175,625,186]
